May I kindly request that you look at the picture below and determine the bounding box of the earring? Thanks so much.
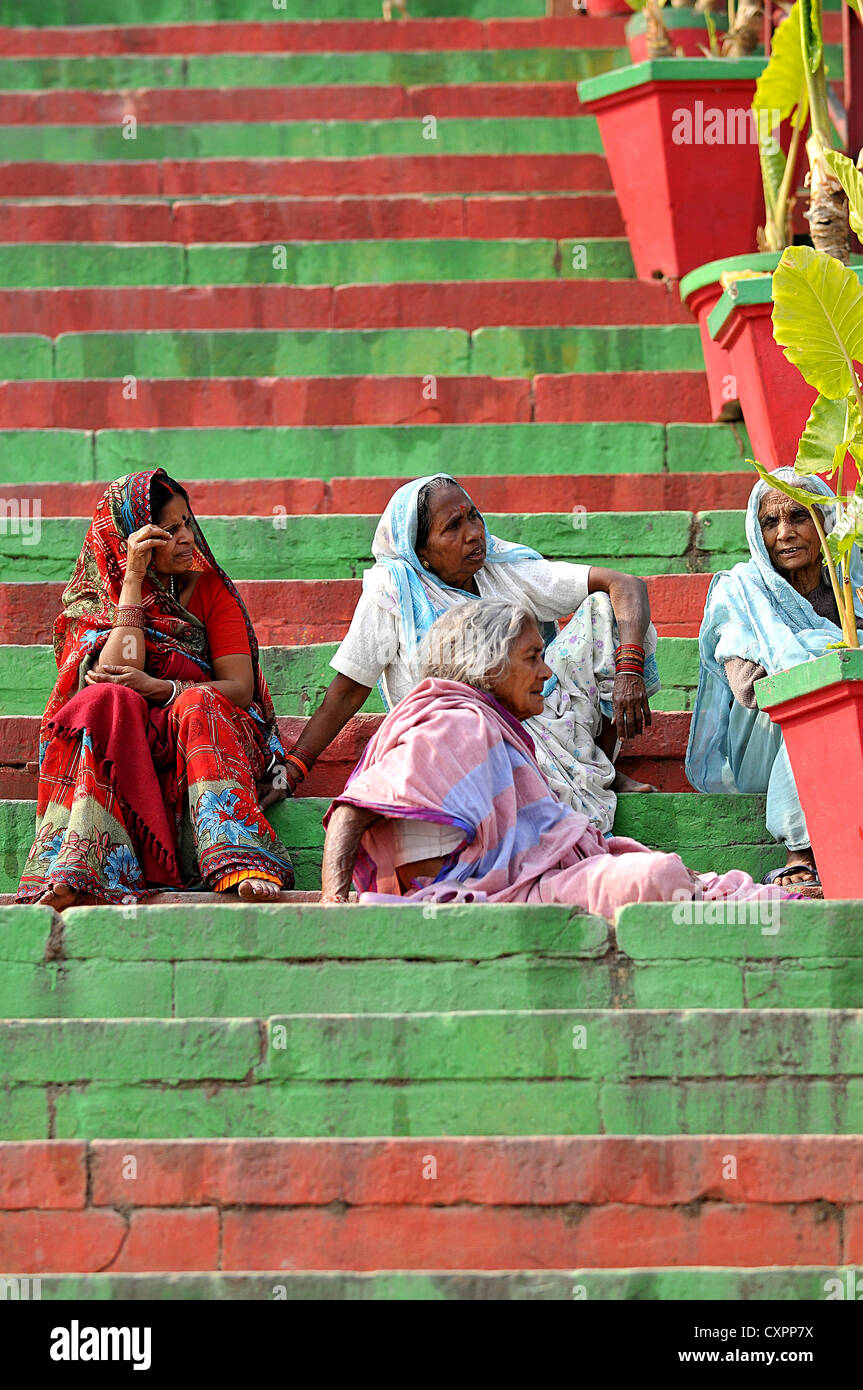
[421,561,430,570]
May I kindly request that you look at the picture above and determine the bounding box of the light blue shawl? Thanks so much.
[370,473,543,655]
[686,468,863,792]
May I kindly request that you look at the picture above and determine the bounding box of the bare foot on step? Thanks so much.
[36,883,79,912]
[237,878,282,902]
[613,769,657,794]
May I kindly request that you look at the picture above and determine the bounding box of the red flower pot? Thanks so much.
[680,253,780,421]
[578,58,767,281]
[757,651,863,899]
[586,0,632,15]
[709,265,863,482]
[625,9,729,61]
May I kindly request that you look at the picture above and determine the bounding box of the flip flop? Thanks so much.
[762,864,822,889]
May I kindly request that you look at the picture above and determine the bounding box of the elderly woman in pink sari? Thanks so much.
[322,602,788,921]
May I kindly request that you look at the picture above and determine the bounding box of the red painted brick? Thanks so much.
[0,378,532,430]
[844,1205,863,1264]
[647,572,712,636]
[110,1209,220,1272]
[222,1203,838,1270]
[0,162,162,197]
[0,287,335,337]
[535,372,712,424]
[0,1143,86,1211]
[0,18,621,57]
[464,193,622,239]
[0,202,176,243]
[0,1211,124,1273]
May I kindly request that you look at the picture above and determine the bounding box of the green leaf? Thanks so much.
[759,133,787,226]
[800,0,823,74]
[826,493,863,564]
[772,244,863,399]
[749,457,837,509]
[753,1,809,130]
[794,394,850,476]
[823,147,863,241]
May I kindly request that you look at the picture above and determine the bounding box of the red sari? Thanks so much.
[17,470,294,903]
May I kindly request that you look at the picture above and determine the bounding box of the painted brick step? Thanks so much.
[14,1269,860,1300]
[0,512,741,585]
[0,155,614,198]
[3,898,856,1018]
[0,49,625,93]
[0,195,626,243]
[3,1138,863,1273]
[0,476,747,521]
[2,1010,861,1140]
[0,119,604,162]
[0,422,752,482]
[0,374,712,428]
[0,792,785,896]
[1,327,704,379]
[0,241,636,288]
[0,19,631,59]
[0,0,555,25]
[0,283,696,335]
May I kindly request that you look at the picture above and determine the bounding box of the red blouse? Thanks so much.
[186,571,251,662]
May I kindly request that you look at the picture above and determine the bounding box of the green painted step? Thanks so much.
[0,119,602,162]
[0,422,751,485]
[0,511,744,588]
[3,1010,860,1139]
[0,0,551,24]
[25,1269,856,1301]
[0,794,784,896]
[0,240,636,288]
[6,327,703,378]
[2,899,855,1019]
[0,48,626,92]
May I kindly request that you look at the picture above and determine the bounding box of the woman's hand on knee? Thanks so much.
[257,760,303,809]
[612,671,652,740]
[85,665,170,703]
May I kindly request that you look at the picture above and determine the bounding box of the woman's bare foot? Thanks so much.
[769,851,820,890]
[237,878,282,902]
[613,768,657,794]
[36,883,79,912]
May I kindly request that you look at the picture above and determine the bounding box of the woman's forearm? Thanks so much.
[291,673,372,763]
[321,804,380,900]
[95,576,147,670]
[607,575,651,645]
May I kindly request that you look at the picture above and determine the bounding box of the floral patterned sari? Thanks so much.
[17,470,294,902]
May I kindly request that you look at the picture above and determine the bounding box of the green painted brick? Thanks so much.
[0,0,551,23]
[0,49,628,92]
[599,1079,863,1135]
[187,240,561,287]
[613,792,770,850]
[0,906,54,963]
[0,431,94,481]
[44,1076,863,1140]
[173,958,619,1017]
[666,421,751,472]
[31,1269,856,1301]
[697,509,746,554]
[50,1079,604,1139]
[559,239,636,280]
[60,902,609,962]
[53,329,471,381]
[744,963,863,1009]
[0,1019,260,1082]
[0,1086,48,1141]
[616,900,863,959]
[0,336,52,380]
[0,511,698,587]
[0,961,173,1019]
[630,962,744,1009]
[90,424,670,482]
[654,636,699,690]
[0,245,186,290]
[470,324,703,375]
[1,119,602,162]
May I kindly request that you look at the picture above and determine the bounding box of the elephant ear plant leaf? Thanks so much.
[751,234,863,646]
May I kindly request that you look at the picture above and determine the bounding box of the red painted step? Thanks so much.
[0,18,629,57]
[0,83,585,126]
[0,283,689,336]
[0,155,612,199]
[0,194,624,242]
[0,377,534,429]
[3,1137,861,1273]
[0,477,748,520]
[535,372,711,423]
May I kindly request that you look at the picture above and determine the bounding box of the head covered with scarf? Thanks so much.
[368,473,544,657]
[686,467,863,792]
[43,469,283,762]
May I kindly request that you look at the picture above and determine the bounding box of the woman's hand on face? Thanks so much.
[122,524,172,579]
[257,761,303,810]
[612,671,652,741]
[85,666,167,701]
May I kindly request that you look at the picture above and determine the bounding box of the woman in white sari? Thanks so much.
[273,473,660,834]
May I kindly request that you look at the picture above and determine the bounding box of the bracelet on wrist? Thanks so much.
[113,605,147,630]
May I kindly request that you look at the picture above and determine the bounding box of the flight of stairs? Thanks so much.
[0,0,859,1300]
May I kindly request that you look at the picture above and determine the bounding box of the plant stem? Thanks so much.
[843,561,859,646]
[772,96,805,245]
[809,503,854,644]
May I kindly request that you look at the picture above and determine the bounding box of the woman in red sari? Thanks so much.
[17,469,293,909]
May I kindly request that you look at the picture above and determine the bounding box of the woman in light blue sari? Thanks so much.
[272,473,660,834]
[686,467,863,890]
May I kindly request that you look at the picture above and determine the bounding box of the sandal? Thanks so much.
[762,863,822,892]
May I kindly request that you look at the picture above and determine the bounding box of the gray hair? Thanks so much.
[419,600,537,689]
[759,469,834,532]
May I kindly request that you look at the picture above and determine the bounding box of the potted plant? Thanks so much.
[752,151,863,897]
[625,0,731,62]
